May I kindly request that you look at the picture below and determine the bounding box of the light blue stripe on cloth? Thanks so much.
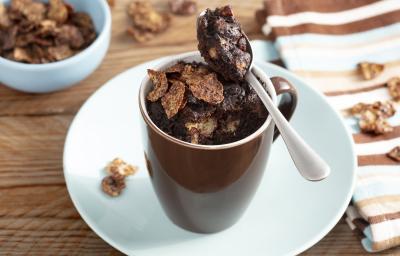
[362,236,374,253]
[275,22,400,47]
[251,40,280,62]
[282,49,400,71]
[353,183,400,202]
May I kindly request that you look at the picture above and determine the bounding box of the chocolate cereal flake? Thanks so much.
[161,79,186,119]
[13,47,32,62]
[56,25,85,49]
[11,0,46,23]
[127,1,170,43]
[387,146,400,162]
[47,0,69,24]
[101,176,126,197]
[186,73,224,105]
[169,0,197,16]
[387,77,400,101]
[358,62,384,80]
[165,62,186,74]
[0,4,11,28]
[147,69,169,102]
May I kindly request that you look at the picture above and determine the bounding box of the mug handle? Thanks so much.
[270,77,298,141]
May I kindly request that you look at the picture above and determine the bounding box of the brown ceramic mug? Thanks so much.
[139,52,297,234]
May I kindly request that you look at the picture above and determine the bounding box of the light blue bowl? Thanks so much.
[0,0,111,93]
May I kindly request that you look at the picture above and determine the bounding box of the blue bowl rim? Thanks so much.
[0,0,112,70]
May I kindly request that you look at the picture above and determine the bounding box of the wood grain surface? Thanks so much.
[0,0,399,255]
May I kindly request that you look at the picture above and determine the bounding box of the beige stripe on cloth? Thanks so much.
[258,0,400,252]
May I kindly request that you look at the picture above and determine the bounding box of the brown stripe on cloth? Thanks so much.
[325,84,386,96]
[271,10,400,36]
[269,59,285,67]
[262,0,378,16]
[353,217,369,231]
[353,126,400,143]
[368,211,400,224]
[357,195,400,208]
[358,154,400,166]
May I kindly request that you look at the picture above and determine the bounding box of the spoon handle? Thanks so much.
[246,69,330,181]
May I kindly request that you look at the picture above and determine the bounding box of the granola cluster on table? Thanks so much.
[350,61,400,162]
[0,0,96,64]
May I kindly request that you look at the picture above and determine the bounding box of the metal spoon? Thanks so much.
[245,36,330,181]
[197,11,330,181]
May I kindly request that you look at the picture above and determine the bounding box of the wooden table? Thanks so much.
[1,0,399,255]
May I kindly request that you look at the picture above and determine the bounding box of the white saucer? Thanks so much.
[63,56,356,256]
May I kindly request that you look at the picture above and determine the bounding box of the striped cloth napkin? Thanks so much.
[256,0,400,253]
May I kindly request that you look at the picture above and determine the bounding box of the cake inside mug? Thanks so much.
[146,6,268,145]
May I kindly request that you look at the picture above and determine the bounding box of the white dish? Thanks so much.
[63,55,356,256]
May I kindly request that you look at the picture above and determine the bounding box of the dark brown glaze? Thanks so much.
[139,72,298,233]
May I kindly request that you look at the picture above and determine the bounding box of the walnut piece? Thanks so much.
[357,62,384,80]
